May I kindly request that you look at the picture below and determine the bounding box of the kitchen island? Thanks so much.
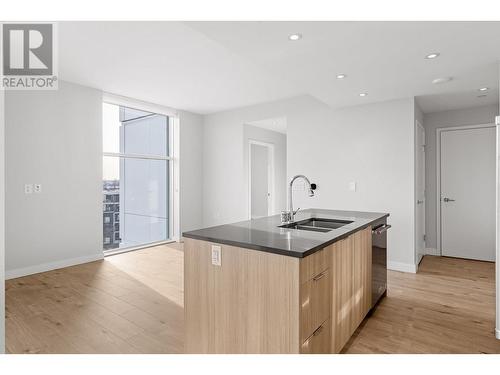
[183,208,389,354]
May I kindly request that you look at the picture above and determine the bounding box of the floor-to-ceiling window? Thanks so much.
[102,102,171,253]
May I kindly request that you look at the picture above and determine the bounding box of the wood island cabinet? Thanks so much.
[184,226,373,354]
[331,227,372,352]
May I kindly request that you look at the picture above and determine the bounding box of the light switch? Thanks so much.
[211,245,221,266]
[34,184,42,193]
[349,181,357,192]
[24,184,33,194]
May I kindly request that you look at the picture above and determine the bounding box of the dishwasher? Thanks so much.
[371,219,391,307]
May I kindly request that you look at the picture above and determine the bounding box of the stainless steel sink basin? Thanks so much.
[279,218,353,232]
[285,224,332,233]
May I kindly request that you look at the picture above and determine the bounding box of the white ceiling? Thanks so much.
[58,22,302,114]
[59,21,500,114]
[416,88,499,114]
[246,117,287,134]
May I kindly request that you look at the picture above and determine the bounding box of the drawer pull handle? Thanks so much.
[313,325,323,336]
[313,271,326,282]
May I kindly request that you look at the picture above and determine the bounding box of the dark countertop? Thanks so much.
[182,209,389,258]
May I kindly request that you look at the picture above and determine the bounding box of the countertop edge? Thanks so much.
[182,213,389,258]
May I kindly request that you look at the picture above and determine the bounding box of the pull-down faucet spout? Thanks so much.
[281,175,315,223]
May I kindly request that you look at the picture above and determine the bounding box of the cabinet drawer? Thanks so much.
[300,268,331,341]
[300,246,331,283]
[300,318,331,354]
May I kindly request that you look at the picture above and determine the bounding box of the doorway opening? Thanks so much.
[244,117,287,220]
[415,120,426,265]
[248,140,275,219]
[415,89,499,269]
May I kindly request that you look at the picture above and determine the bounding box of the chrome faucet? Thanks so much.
[281,175,315,223]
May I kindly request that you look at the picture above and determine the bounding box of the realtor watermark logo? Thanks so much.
[1,22,58,90]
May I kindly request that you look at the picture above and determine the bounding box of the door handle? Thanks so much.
[417,200,424,204]
[372,224,392,235]
[443,197,455,202]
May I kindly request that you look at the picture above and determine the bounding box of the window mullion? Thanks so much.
[103,152,171,161]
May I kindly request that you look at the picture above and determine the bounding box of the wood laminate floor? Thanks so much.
[343,256,499,353]
[6,243,184,354]
[6,245,500,354]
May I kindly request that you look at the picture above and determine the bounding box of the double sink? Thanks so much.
[279,218,353,233]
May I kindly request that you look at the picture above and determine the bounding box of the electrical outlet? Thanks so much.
[34,184,42,193]
[211,245,221,266]
[24,184,33,194]
[349,181,357,192]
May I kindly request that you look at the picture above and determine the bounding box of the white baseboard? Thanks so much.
[5,253,104,280]
[425,247,440,256]
[388,261,417,273]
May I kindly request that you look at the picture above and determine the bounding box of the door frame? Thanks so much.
[248,139,275,219]
[436,123,495,256]
[496,117,500,340]
[415,120,426,266]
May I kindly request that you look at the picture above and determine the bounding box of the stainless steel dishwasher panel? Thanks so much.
[371,219,390,307]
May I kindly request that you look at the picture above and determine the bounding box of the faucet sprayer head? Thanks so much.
[309,183,316,197]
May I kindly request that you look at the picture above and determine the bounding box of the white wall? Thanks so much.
[244,124,287,217]
[423,104,499,252]
[5,81,104,278]
[414,101,424,125]
[3,81,203,278]
[202,97,302,226]
[0,88,5,352]
[203,95,416,271]
[179,110,204,233]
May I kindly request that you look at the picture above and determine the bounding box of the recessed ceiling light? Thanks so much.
[478,87,489,92]
[288,33,302,41]
[425,52,440,59]
[359,93,368,97]
[432,77,453,84]
[336,74,346,79]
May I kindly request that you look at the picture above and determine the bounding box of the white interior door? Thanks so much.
[250,143,271,219]
[415,121,426,264]
[440,126,496,261]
